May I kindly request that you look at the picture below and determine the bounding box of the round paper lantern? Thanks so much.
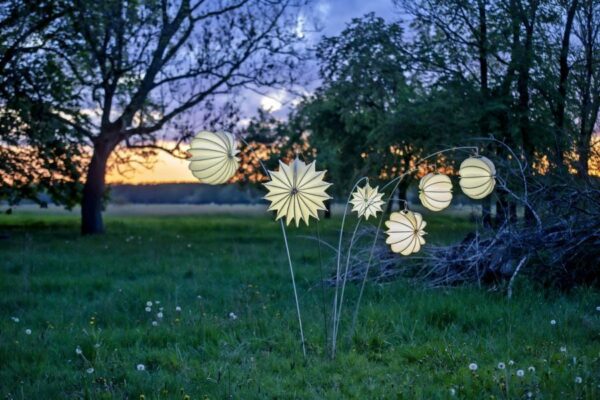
[188,131,239,185]
[385,210,427,255]
[458,156,496,199]
[419,173,453,211]
[263,158,332,227]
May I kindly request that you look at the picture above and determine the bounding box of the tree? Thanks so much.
[11,0,306,234]
[0,0,84,208]
[289,14,457,204]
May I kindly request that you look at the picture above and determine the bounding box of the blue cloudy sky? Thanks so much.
[237,0,400,122]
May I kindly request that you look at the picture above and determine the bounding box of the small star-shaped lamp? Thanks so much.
[350,182,385,220]
[263,158,332,227]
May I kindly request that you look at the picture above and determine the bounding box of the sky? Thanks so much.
[107,0,400,184]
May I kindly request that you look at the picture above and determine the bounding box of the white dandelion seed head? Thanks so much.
[155,300,160,304]
[146,301,152,307]
[175,306,181,312]
[516,369,525,377]
[152,321,158,327]
[76,346,82,355]
[145,307,151,312]
[497,362,506,370]
[449,388,456,396]
[550,319,556,325]
[11,317,19,323]
[509,360,515,365]
[596,306,600,312]
[528,366,535,372]
[159,307,163,311]
[560,346,567,353]
[575,376,582,384]
[229,312,238,320]
[469,363,478,371]
[25,329,31,335]
[86,368,94,374]
[136,364,146,371]
[157,312,163,319]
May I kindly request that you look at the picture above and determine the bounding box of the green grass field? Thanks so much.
[1,212,599,399]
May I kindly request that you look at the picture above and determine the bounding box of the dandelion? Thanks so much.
[550,319,556,325]
[497,362,506,370]
[575,376,582,384]
[11,317,19,323]
[136,364,146,371]
[596,306,600,312]
[155,300,160,305]
[528,366,535,373]
[449,388,456,396]
[152,321,158,327]
[560,346,567,353]
[175,306,181,312]
[145,307,151,312]
[25,329,31,335]
[509,360,515,366]
[94,343,100,348]
[228,312,238,320]
[76,346,82,355]
[157,312,163,319]
[159,307,163,311]
[516,369,524,377]
[469,363,478,371]
[146,301,152,307]
[86,368,94,374]
[527,392,533,398]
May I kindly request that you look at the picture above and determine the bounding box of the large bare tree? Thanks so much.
[40,0,307,234]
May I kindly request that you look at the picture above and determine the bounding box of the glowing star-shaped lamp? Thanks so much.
[188,131,239,185]
[419,173,453,212]
[350,182,385,220]
[458,156,496,199]
[263,158,332,227]
[385,210,427,255]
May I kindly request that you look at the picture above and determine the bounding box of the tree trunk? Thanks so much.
[81,139,114,235]
[554,0,578,169]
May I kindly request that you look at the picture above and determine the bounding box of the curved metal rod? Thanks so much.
[334,218,362,345]
[470,137,542,229]
[331,176,368,357]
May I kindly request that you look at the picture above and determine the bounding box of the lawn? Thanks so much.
[0,212,599,399]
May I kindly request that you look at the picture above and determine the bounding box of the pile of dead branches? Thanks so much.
[326,178,600,292]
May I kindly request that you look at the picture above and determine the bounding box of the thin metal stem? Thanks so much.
[331,176,368,358]
[280,220,306,357]
[334,218,362,345]
[238,135,307,357]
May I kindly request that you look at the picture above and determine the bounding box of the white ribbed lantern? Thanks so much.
[458,156,496,199]
[188,131,239,185]
[385,210,427,256]
[419,173,453,211]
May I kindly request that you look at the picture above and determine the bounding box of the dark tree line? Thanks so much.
[270,0,599,208]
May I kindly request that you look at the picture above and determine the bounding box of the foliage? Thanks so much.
[1,213,599,398]
[0,0,85,207]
